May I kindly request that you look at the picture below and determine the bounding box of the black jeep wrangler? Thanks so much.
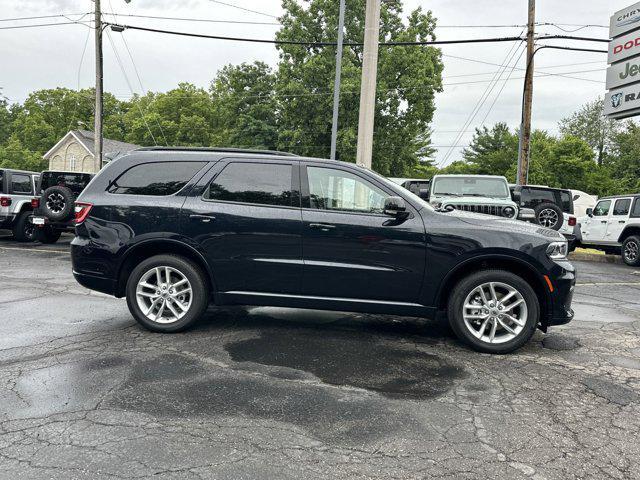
[32,171,94,243]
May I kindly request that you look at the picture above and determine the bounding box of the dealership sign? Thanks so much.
[606,3,640,118]
[604,87,640,119]
[610,1,640,38]
[606,59,640,89]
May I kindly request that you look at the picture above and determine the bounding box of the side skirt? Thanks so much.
[215,291,436,318]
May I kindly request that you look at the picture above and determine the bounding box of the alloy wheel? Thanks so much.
[46,192,66,213]
[538,208,559,229]
[136,266,193,324]
[462,282,528,344]
[624,240,639,262]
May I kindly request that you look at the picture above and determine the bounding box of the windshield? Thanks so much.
[432,177,509,198]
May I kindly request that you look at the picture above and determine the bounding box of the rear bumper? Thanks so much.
[73,270,117,296]
[71,237,118,296]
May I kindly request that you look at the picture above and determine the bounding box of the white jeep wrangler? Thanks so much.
[578,195,640,266]
[0,168,40,242]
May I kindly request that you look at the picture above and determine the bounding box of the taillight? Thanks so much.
[568,216,576,227]
[74,202,93,224]
[31,198,40,209]
[0,197,11,207]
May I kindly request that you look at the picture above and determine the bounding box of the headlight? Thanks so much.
[502,206,516,218]
[546,241,568,260]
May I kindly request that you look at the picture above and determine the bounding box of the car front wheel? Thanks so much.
[447,270,539,353]
[126,254,209,332]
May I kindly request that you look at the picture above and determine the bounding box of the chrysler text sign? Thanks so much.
[611,1,640,38]
[606,59,640,89]
[604,87,640,118]
[608,29,640,63]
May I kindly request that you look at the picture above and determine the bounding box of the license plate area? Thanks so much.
[31,217,46,225]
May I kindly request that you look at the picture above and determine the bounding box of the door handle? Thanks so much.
[600,220,608,224]
[619,220,626,224]
[309,223,335,231]
[190,214,216,223]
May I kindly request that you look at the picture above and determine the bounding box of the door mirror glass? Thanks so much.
[586,208,593,217]
[573,194,580,201]
[383,196,407,217]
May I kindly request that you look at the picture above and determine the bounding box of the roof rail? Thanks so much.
[135,146,299,157]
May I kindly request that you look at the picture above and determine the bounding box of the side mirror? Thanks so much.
[418,188,430,200]
[384,196,407,217]
[573,194,580,201]
[586,208,593,217]
[511,189,521,202]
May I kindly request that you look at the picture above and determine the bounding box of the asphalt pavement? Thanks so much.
[0,231,639,479]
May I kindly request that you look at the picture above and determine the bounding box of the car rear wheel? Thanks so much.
[534,203,563,231]
[622,235,640,267]
[12,211,37,242]
[126,255,209,332]
[447,270,539,354]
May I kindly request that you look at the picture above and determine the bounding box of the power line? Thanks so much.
[206,0,279,19]
[104,22,526,46]
[0,21,91,30]
[101,12,280,26]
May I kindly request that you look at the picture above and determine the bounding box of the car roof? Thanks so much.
[433,174,506,179]
[598,193,640,200]
[0,168,39,175]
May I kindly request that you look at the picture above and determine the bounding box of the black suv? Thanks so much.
[71,148,575,354]
[511,185,574,231]
[32,171,94,243]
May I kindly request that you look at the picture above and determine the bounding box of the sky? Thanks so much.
[0,0,628,165]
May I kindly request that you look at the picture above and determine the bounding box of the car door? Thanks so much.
[300,163,426,303]
[183,158,303,295]
[606,197,632,243]
[581,199,612,243]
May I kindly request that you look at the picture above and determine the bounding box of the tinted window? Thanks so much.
[40,172,94,195]
[613,198,631,215]
[521,188,555,205]
[307,167,387,213]
[432,177,509,198]
[205,162,293,206]
[11,174,32,194]
[560,191,573,214]
[593,200,611,216]
[109,162,205,196]
[632,199,640,217]
[0,170,4,194]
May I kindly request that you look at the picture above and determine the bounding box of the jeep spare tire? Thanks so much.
[534,202,563,231]
[42,186,74,221]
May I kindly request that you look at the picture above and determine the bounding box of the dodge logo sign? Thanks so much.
[612,93,624,108]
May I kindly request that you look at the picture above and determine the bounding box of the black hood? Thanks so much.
[445,210,565,241]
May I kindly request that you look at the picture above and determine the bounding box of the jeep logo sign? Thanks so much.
[611,1,640,37]
[608,29,640,63]
[606,60,640,89]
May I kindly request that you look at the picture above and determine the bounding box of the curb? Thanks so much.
[568,252,623,265]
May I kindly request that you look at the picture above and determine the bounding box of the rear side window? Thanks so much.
[11,174,32,194]
[109,162,206,196]
[0,170,4,194]
[40,172,93,195]
[613,198,631,216]
[559,191,573,214]
[204,162,293,207]
[632,198,640,217]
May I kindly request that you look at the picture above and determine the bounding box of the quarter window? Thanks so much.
[613,198,631,216]
[631,198,640,217]
[307,167,387,213]
[109,162,205,196]
[593,200,611,216]
[205,162,293,207]
[11,174,32,194]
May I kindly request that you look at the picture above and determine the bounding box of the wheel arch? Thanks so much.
[115,239,215,298]
[16,200,33,214]
[435,254,551,328]
[618,226,640,244]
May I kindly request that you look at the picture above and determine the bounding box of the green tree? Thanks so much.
[558,98,622,165]
[462,123,517,176]
[0,135,47,171]
[275,0,443,175]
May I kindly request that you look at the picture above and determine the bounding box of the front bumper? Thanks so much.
[546,260,576,327]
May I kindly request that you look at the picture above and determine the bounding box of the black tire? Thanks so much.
[37,226,62,244]
[534,202,563,231]
[447,269,540,354]
[622,235,640,267]
[12,211,37,242]
[126,254,209,333]
[41,186,74,221]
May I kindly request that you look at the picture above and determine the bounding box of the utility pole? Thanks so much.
[355,0,381,169]
[517,0,535,185]
[330,0,346,161]
[94,0,104,172]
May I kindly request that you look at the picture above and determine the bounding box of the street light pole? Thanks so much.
[330,0,346,161]
[94,0,104,172]
[516,0,535,185]
[355,0,381,169]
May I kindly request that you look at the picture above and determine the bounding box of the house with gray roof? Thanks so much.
[43,130,140,173]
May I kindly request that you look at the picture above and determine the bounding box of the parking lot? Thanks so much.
[1,233,639,479]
